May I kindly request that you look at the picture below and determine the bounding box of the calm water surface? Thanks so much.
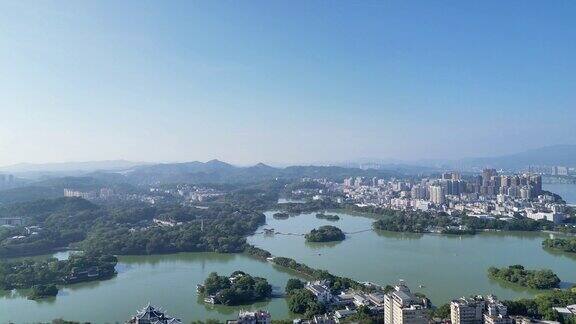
[544,183,576,204]
[248,211,576,304]
[0,252,301,324]
[2,195,576,322]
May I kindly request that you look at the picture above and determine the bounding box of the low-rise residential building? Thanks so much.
[306,280,333,304]
[483,296,513,324]
[552,304,576,322]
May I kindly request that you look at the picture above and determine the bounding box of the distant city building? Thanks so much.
[526,210,566,224]
[64,188,93,199]
[551,166,569,176]
[0,217,24,226]
[429,185,445,205]
[384,280,428,324]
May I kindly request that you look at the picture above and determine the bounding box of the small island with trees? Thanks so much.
[273,212,290,220]
[542,237,576,254]
[28,284,59,300]
[487,265,561,289]
[0,253,117,300]
[315,213,340,221]
[305,225,345,243]
[197,271,272,306]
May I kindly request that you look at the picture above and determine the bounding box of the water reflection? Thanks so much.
[542,247,576,261]
[119,252,238,266]
[305,240,343,249]
[373,230,423,240]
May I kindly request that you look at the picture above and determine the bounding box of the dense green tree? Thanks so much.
[305,225,345,242]
[285,278,305,295]
[0,253,117,291]
[198,272,272,306]
[488,265,561,289]
[543,238,576,254]
[287,289,317,314]
[431,303,451,319]
[28,284,59,299]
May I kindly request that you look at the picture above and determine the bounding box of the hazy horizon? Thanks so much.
[1,1,575,166]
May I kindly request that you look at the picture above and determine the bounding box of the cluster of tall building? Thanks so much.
[430,170,542,203]
[344,170,543,206]
[550,166,569,176]
[478,169,542,199]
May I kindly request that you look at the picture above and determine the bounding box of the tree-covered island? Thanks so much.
[305,225,345,242]
[315,213,340,221]
[0,253,117,299]
[487,265,561,289]
[370,208,557,235]
[197,271,272,305]
[273,212,290,220]
[28,284,59,300]
[542,237,576,254]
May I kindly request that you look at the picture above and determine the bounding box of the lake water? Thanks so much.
[0,252,302,324]
[2,192,576,322]
[248,211,576,305]
[544,183,576,204]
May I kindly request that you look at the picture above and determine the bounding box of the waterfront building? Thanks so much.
[227,310,271,324]
[526,210,566,224]
[313,314,336,324]
[126,304,182,324]
[384,280,428,324]
[306,280,333,304]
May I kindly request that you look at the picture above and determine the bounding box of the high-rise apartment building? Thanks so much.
[429,185,445,205]
[384,281,428,324]
[450,297,485,324]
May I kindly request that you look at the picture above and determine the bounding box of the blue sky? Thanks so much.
[0,1,574,166]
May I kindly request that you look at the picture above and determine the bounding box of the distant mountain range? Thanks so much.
[0,144,574,204]
[446,144,576,170]
[124,159,399,184]
[0,160,147,173]
[0,160,149,179]
[342,145,576,171]
[1,144,574,181]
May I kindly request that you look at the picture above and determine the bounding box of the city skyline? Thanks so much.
[1,1,575,166]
